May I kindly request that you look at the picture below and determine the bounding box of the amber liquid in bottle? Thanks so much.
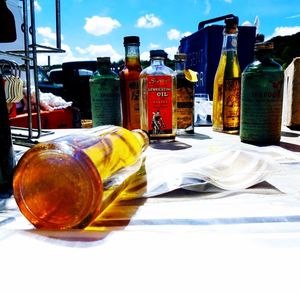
[120,36,142,130]
[213,18,241,134]
[13,126,149,229]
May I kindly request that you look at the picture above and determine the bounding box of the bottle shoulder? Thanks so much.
[243,59,283,74]
[140,65,175,77]
[90,70,119,80]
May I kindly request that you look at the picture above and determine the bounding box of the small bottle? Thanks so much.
[212,16,241,134]
[13,126,149,229]
[120,36,142,130]
[139,49,176,142]
[174,53,195,135]
[0,75,15,199]
[240,42,284,145]
[89,57,121,127]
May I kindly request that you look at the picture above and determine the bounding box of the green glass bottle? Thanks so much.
[89,57,121,127]
[240,42,284,145]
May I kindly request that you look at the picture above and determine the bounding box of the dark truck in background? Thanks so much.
[40,61,97,119]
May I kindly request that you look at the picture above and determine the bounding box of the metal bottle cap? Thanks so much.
[124,36,140,45]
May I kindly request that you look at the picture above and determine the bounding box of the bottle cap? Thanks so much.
[124,36,140,45]
[255,42,274,51]
[174,53,187,61]
[225,16,239,28]
[97,57,111,63]
[150,49,168,59]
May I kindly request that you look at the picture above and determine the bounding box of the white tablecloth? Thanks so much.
[1,126,300,294]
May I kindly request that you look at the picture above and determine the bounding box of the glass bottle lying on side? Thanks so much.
[13,126,149,230]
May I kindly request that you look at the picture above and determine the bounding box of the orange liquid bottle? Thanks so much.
[13,126,149,229]
[120,36,142,130]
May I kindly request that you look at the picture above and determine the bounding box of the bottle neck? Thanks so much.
[151,57,165,66]
[254,50,273,63]
[175,60,186,72]
[125,44,140,60]
[97,62,112,74]
[222,29,238,53]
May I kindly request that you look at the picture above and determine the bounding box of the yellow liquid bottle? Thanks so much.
[212,16,241,134]
[13,126,149,229]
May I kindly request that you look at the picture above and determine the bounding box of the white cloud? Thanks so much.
[242,21,252,26]
[149,43,160,49]
[37,27,63,41]
[34,1,42,12]
[267,26,300,39]
[204,0,211,14]
[181,31,192,38]
[84,16,121,36]
[167,29,181,40]
[136,14,163,28]
[75,44,122,62]
[140,51,150,61]
[224,0,232,3]
[167,29,192,40]
[164,47,179,60]
[287,14,300,19]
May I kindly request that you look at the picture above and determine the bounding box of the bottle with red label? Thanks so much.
[139,50,176,142]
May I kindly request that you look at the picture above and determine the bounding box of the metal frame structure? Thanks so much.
[0,0,64,143]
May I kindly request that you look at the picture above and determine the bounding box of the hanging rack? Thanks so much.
[0,0,64,145]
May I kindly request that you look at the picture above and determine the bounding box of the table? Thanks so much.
[1,126,300,294]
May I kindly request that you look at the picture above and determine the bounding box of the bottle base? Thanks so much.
[241,138,281,146]
[150,135,176,143]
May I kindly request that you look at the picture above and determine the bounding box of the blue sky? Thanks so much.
[33,0,300,65]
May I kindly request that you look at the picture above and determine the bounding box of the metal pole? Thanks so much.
[55,0,61,49]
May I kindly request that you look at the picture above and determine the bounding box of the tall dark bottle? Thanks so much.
[174,53,195,135]
[240,42,284,145]
[89,57,121,127]
[120,36,142,130]
[212,16,241,134]
[0,75,15,199]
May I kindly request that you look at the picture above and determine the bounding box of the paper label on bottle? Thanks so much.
[223,78,240,129]
[146,75,173,135]
[126,79,140,128]
[176,79,194,129]
[240,72,283,142]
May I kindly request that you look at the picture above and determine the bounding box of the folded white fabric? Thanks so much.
[142,144,300,196]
